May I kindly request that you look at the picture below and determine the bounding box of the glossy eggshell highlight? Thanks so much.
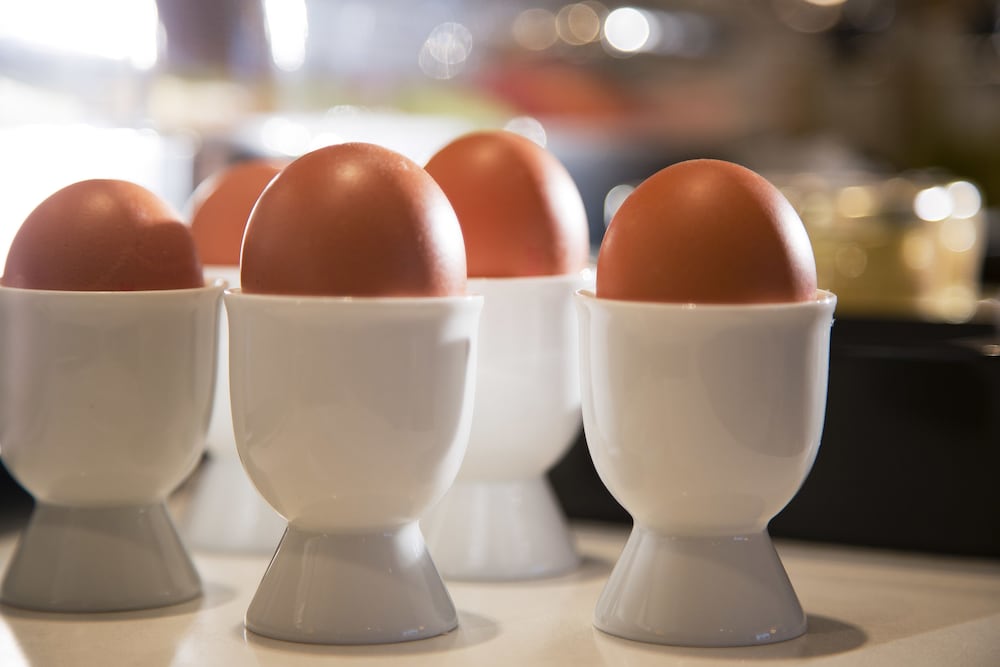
[597,159,817,304]
[240,142,467,297]
[189,159,284,266]
[2,179,204,291]
[424,130,589,278]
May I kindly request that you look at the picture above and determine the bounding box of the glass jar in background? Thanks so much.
[773,171,986,323]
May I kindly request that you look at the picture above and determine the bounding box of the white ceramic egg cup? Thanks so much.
[576,290,836,647]
[178,267,285,554]
[0,283,223,612]
[225,290,482,644]
[422,271,591,581]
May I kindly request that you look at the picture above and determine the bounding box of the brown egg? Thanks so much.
[240,142,466,297]
[597,159,817,304]
[2,179,204,291]
[424,130,589,277]
[189,159,285,266]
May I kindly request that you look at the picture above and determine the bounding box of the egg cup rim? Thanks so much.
[575,288,836,311]
[466,267,594,286]
[225,287,484,306]
[0,279,227,297]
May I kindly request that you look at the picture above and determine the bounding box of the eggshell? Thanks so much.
[597,159,817,304]
[424,130,589,278]
[2,179,204,291]
[240,142,466,297]
[189,159,284,266]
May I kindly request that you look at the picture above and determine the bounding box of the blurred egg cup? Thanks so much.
[423,270,592,581]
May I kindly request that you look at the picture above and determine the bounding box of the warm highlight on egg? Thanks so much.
[597,159,817,304]
[425,130,589,278]
[189,159,284,266]
[2,179,204,291]
[240,142,467,297]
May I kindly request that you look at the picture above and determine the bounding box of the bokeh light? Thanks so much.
[938,218,978,254]
[557,3,603,45]
[604,7,652,54]
[512,8,559,51]
[836,185,876,218]
[604,184,635,227]
[504,117,548,147]
[946,181,982,219]
[419,22,473,79]
[0,0,160,69]
[901,231,934,271]
[835,244,868,278]
[913,186,952,222]
[772,0,843,33]
[263,0,308,72]
[260,117,312,156]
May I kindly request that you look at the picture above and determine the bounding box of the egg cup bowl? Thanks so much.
[575,289,836,647]
[0,282,224,612]
[178,267,285,555]
[225,289,482,645]
[422,270,592,581]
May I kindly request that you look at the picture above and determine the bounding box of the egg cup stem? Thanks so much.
[594,525,805,646]
[1,502,201,612]
[245,521,457,644]
[424,476,579,580]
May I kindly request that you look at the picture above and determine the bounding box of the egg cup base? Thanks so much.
[423,476,579,581]
[1,502,201,613]
[179,453,285,555]
[245,521,457,645]
[594,525,805,647]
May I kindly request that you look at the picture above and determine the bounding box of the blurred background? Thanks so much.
[1,0,998,555]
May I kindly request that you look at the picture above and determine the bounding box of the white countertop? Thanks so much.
[0,521,998,666]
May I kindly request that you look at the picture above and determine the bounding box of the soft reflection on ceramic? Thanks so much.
[225,289,482,644]
[423,271,591,581]
[179,266,285,554]
[576,289,836,647]
[201,267,243,459]
[0,283,223,612]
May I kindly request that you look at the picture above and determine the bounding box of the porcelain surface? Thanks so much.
[0,283,223,506]
[202,266,241,456]
[576,290,836,646]
[245,523,456,645]
[225,290,482,644]
[458,272,591,480]
[0,282,223,611]
[179,266,285,554]
[424,271,592,580]
[1,503,201,612]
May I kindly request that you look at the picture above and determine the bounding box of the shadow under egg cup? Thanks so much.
[225,289,482,645]
[179,266,285,554]
[576,290,837,647]
[0,283,224,612]
[422,271,592,581]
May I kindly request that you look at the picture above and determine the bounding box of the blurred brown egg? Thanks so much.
[189,159,285,266]
[2,179,204,291]
[597,159,817,304]
[240,142,466,297]
[424,130,589,278]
